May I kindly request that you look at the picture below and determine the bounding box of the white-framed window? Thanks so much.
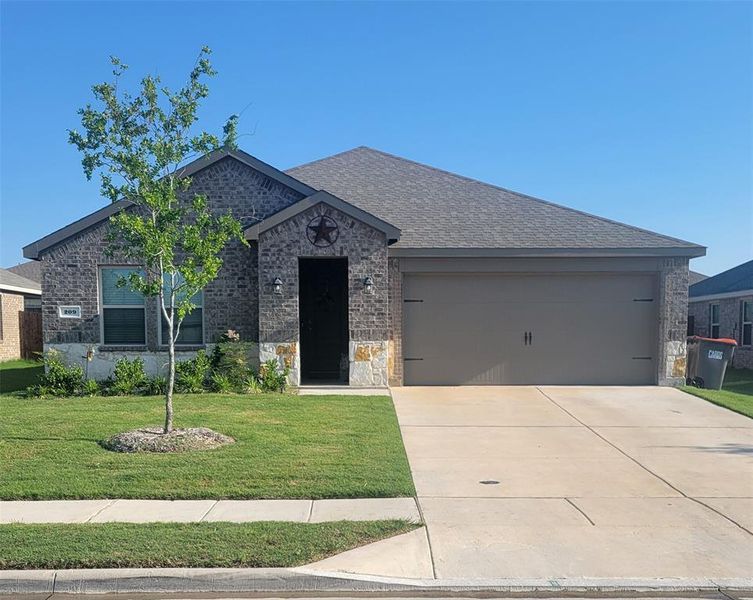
[100,267,146,345]
[709,303,720,339]
[159,275,204,346]
[742,300,752,347]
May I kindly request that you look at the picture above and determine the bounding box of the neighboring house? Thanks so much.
[689,270,708,286]
[688,259,753,369]
[0,268,42,360]
[7,261,42,310]
[22,147,705,386]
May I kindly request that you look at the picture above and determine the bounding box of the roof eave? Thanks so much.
[689,289,753,302]
[0,283,41,296]
[388,246,707,258]
[23,199,133,260]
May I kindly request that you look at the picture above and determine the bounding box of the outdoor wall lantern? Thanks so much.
[363,276,374,294]
[272,277,283,295]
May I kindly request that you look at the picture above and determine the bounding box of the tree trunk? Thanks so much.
[164,303,175,434]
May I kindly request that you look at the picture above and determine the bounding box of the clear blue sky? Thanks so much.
[1,1,751,275]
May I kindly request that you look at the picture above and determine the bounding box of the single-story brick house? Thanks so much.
[23,147,705,386]
[0,268,42,361]
[688,259,753,369]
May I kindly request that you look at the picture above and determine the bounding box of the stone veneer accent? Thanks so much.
[689,293,753,370]
[39,156,303,378]
[656,257,690,386]
[258,202,389,386]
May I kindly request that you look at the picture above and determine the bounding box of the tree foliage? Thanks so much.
[69,47,246,432]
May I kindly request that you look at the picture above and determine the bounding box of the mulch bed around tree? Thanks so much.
[101,427,235,453]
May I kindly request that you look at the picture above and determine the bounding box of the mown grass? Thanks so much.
[0,393,415,499]
[682,368,753,419]
[0,520,417,569]
[0,358,43,393]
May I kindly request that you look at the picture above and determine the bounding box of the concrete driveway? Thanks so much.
[392,385,753,580]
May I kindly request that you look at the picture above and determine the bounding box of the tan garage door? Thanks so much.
[403,272,658,385]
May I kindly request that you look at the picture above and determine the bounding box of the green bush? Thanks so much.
[258,359,290,393]
[210,372,234,393]
[30,350,85,397]
[241,372,262,394]
[210,331,254,388]
[80,379,100,397]
[107,357,146,395]
[175,350,210,393]
[143,375,167,396]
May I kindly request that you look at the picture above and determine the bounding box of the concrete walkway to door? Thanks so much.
[304,385,753,582]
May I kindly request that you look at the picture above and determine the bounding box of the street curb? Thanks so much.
[1,568,752,596]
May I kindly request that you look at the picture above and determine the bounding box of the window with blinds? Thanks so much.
[159,274,204,345]
[100,268,146,345]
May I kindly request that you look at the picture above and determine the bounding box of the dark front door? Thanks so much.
[299,258,349,383]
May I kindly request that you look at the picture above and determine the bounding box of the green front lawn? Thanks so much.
[0,393,415,499]
[0,520,417,569]
[682,368,753,419]
[0,358,43,393]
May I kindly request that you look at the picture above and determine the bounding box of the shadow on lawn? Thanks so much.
[0,364,44,394]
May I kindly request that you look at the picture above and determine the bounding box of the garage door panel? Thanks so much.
[403,273,657,385]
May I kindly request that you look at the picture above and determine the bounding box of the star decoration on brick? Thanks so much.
[306,215,339,247]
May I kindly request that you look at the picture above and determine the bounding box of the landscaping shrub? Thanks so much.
[143,375,168,396]
[210,330,254,388]
[175,350,211,393]
[29,350,85,397]
[258,359,290,393]
[80,379,100,397]
[210,372,234,393]
[241,372,262,394]
[107,357,146,395]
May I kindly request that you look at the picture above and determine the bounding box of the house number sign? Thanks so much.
[58,305,82,319]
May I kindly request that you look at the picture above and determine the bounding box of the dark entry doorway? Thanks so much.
[299,258,349,383]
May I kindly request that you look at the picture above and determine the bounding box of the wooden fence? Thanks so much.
[20,310,42,359]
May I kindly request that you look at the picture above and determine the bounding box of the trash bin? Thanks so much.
[686,336,737,390]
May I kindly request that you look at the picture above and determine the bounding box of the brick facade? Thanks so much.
[35,154,695,386]
[258,202,389,386]
[0,292,25,361]
[689,294,753,370]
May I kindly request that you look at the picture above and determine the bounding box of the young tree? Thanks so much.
[69,47,245,433]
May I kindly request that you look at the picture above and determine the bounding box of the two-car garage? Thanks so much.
[402,269,659,386]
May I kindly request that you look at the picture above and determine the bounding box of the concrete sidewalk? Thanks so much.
[0,497,420,524]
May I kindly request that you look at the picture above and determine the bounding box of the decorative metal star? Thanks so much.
[307,216,339,247]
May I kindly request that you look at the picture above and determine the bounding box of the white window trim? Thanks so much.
[99,266,147,347]
[742,300,752,347]
[709,302,720,339]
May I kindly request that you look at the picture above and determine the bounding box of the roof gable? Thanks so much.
[23,149,316,260]
[245,190,401,242]
[287,146,705,256]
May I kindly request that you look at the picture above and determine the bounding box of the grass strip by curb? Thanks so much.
[0,520,418,569]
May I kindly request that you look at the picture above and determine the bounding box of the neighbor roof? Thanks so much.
[0,268,41,295]
[7,261,42,284]
[689,260,753,299]
[287,147,705,256]
[688,270,708,286]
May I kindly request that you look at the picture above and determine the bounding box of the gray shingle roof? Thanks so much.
[688,270,708,286]
[689,260,753,298]
[0,267,41,295]
[287,146,704,253]
[7,261,42,284]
